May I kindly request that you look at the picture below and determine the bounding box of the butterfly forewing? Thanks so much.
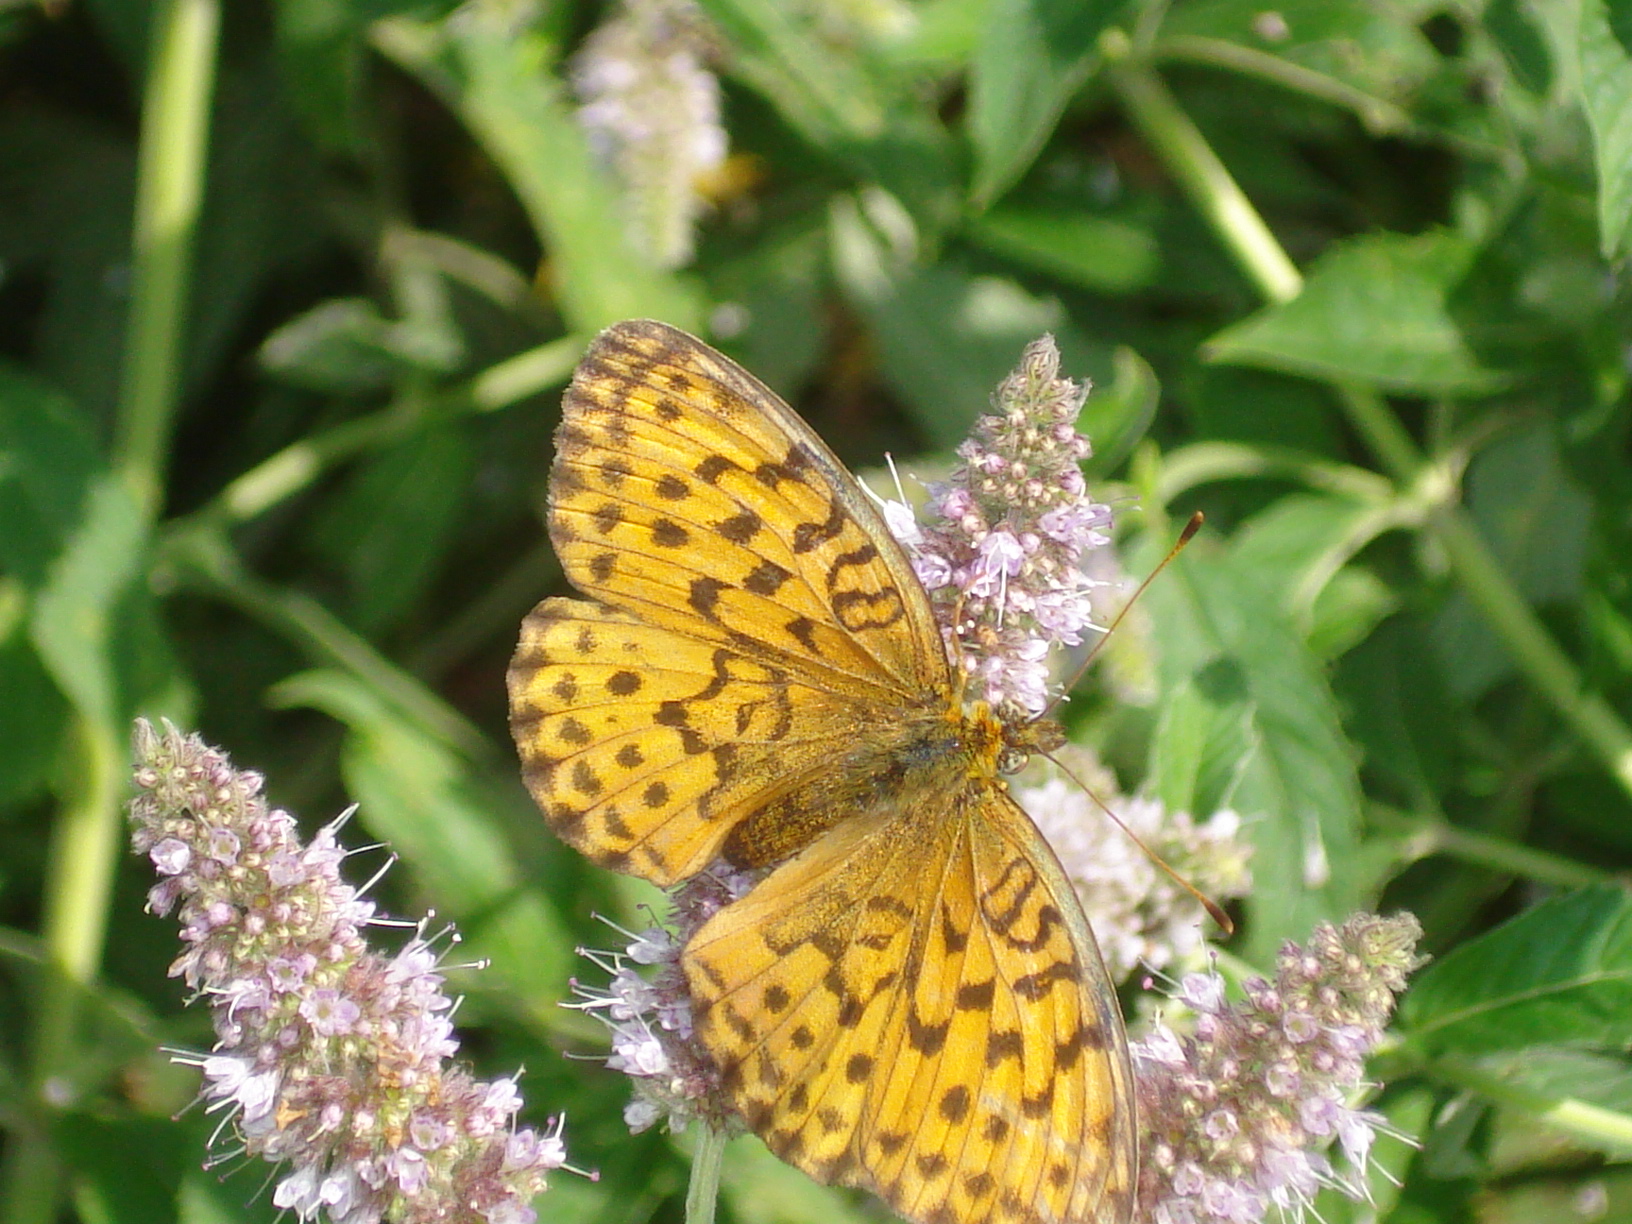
[511,598,896,883]
[551,320,944,698]
[510,320,1136,1224]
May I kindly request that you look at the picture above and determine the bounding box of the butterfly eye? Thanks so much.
[997,746,1030,775]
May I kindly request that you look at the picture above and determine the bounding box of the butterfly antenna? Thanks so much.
[1041,511,1204,722]
[1045,750,1235,936]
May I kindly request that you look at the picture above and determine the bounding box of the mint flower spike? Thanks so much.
[572,0,726,270]
[882,334,1115,719]
[569,870,758,1138]
[130,719,571,1224]
[1133,913,1425,1224]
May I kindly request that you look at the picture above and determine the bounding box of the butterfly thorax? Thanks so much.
[719,695,1060,872]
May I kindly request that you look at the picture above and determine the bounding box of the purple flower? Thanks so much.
[129,720,571,1224]
[877,335,1117,716]
[1132,913,1424,1223]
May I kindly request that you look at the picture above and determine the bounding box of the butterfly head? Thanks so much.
[957,695,1066,777]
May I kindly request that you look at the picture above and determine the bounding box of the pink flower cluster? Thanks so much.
[1133,913,1424,1223]
[890,335,1114,716]
[130,720,566,1224]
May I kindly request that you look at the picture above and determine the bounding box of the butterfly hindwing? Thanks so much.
[550,320,945,698]
[684,779,1136,1224]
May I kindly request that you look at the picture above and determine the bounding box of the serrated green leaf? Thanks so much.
[1142,541,1365,960]
[1206,231,1510,395]
[1575,0,1632,256]
[968,0,1127,207]
[1403,886,1632,1054]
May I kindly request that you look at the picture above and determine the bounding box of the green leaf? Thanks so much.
[1079,345,1159,478]
[1402,886,1632,1054]
[0,363,103,584]
[311,424,473,634]
[29,474,145,727]
[372,14,701,334]
[966,207,1161,293]
[272,670,575,1024]
[831,197,1105,448]
[1335,617,1458,800]
[1147,672,1255,820]
[258,298,414,393]
[0,620,69,807]
[60,1114,193,1224]
[1206,231,1510,395]
[1142,540,1365,960]
[1575,0,1632,256]
[968,0,1128,207]
[1230,491,1385,620]
[697,0,959,227]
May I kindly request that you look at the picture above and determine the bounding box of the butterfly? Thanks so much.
[508,320,1136,1224]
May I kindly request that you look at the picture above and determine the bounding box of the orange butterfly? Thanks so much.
[508,320,1136,1224]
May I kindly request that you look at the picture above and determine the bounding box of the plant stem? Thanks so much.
[1106,46,1301,304]
[1370,804,1611,890]
[1108,56,1632,803]
[1433,1057,1632,1158]
[685,1126,727,1224]
[2,6,219,1223]
[112,0,220,522]
[196,335,581,530]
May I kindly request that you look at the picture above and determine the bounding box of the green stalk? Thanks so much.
[1432,1057,1632,1158]
[1107,54,1632,803]
[2,5,220,1224]
[191,335,581,530]
[1370,805,1610,889]
[113,0,221,521]
[685,1126,728,1224]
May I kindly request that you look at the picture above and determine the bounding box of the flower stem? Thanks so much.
[2,7,219,1224]
[1369,804,1611,889]
[112,0,220,522]
[1433,1057,1632,1158]
[1104,40,1301,305]
[685,1125,727,1224]
[1107,54,1632,804]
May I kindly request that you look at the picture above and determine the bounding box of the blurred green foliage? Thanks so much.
[3,0,1632,1222]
